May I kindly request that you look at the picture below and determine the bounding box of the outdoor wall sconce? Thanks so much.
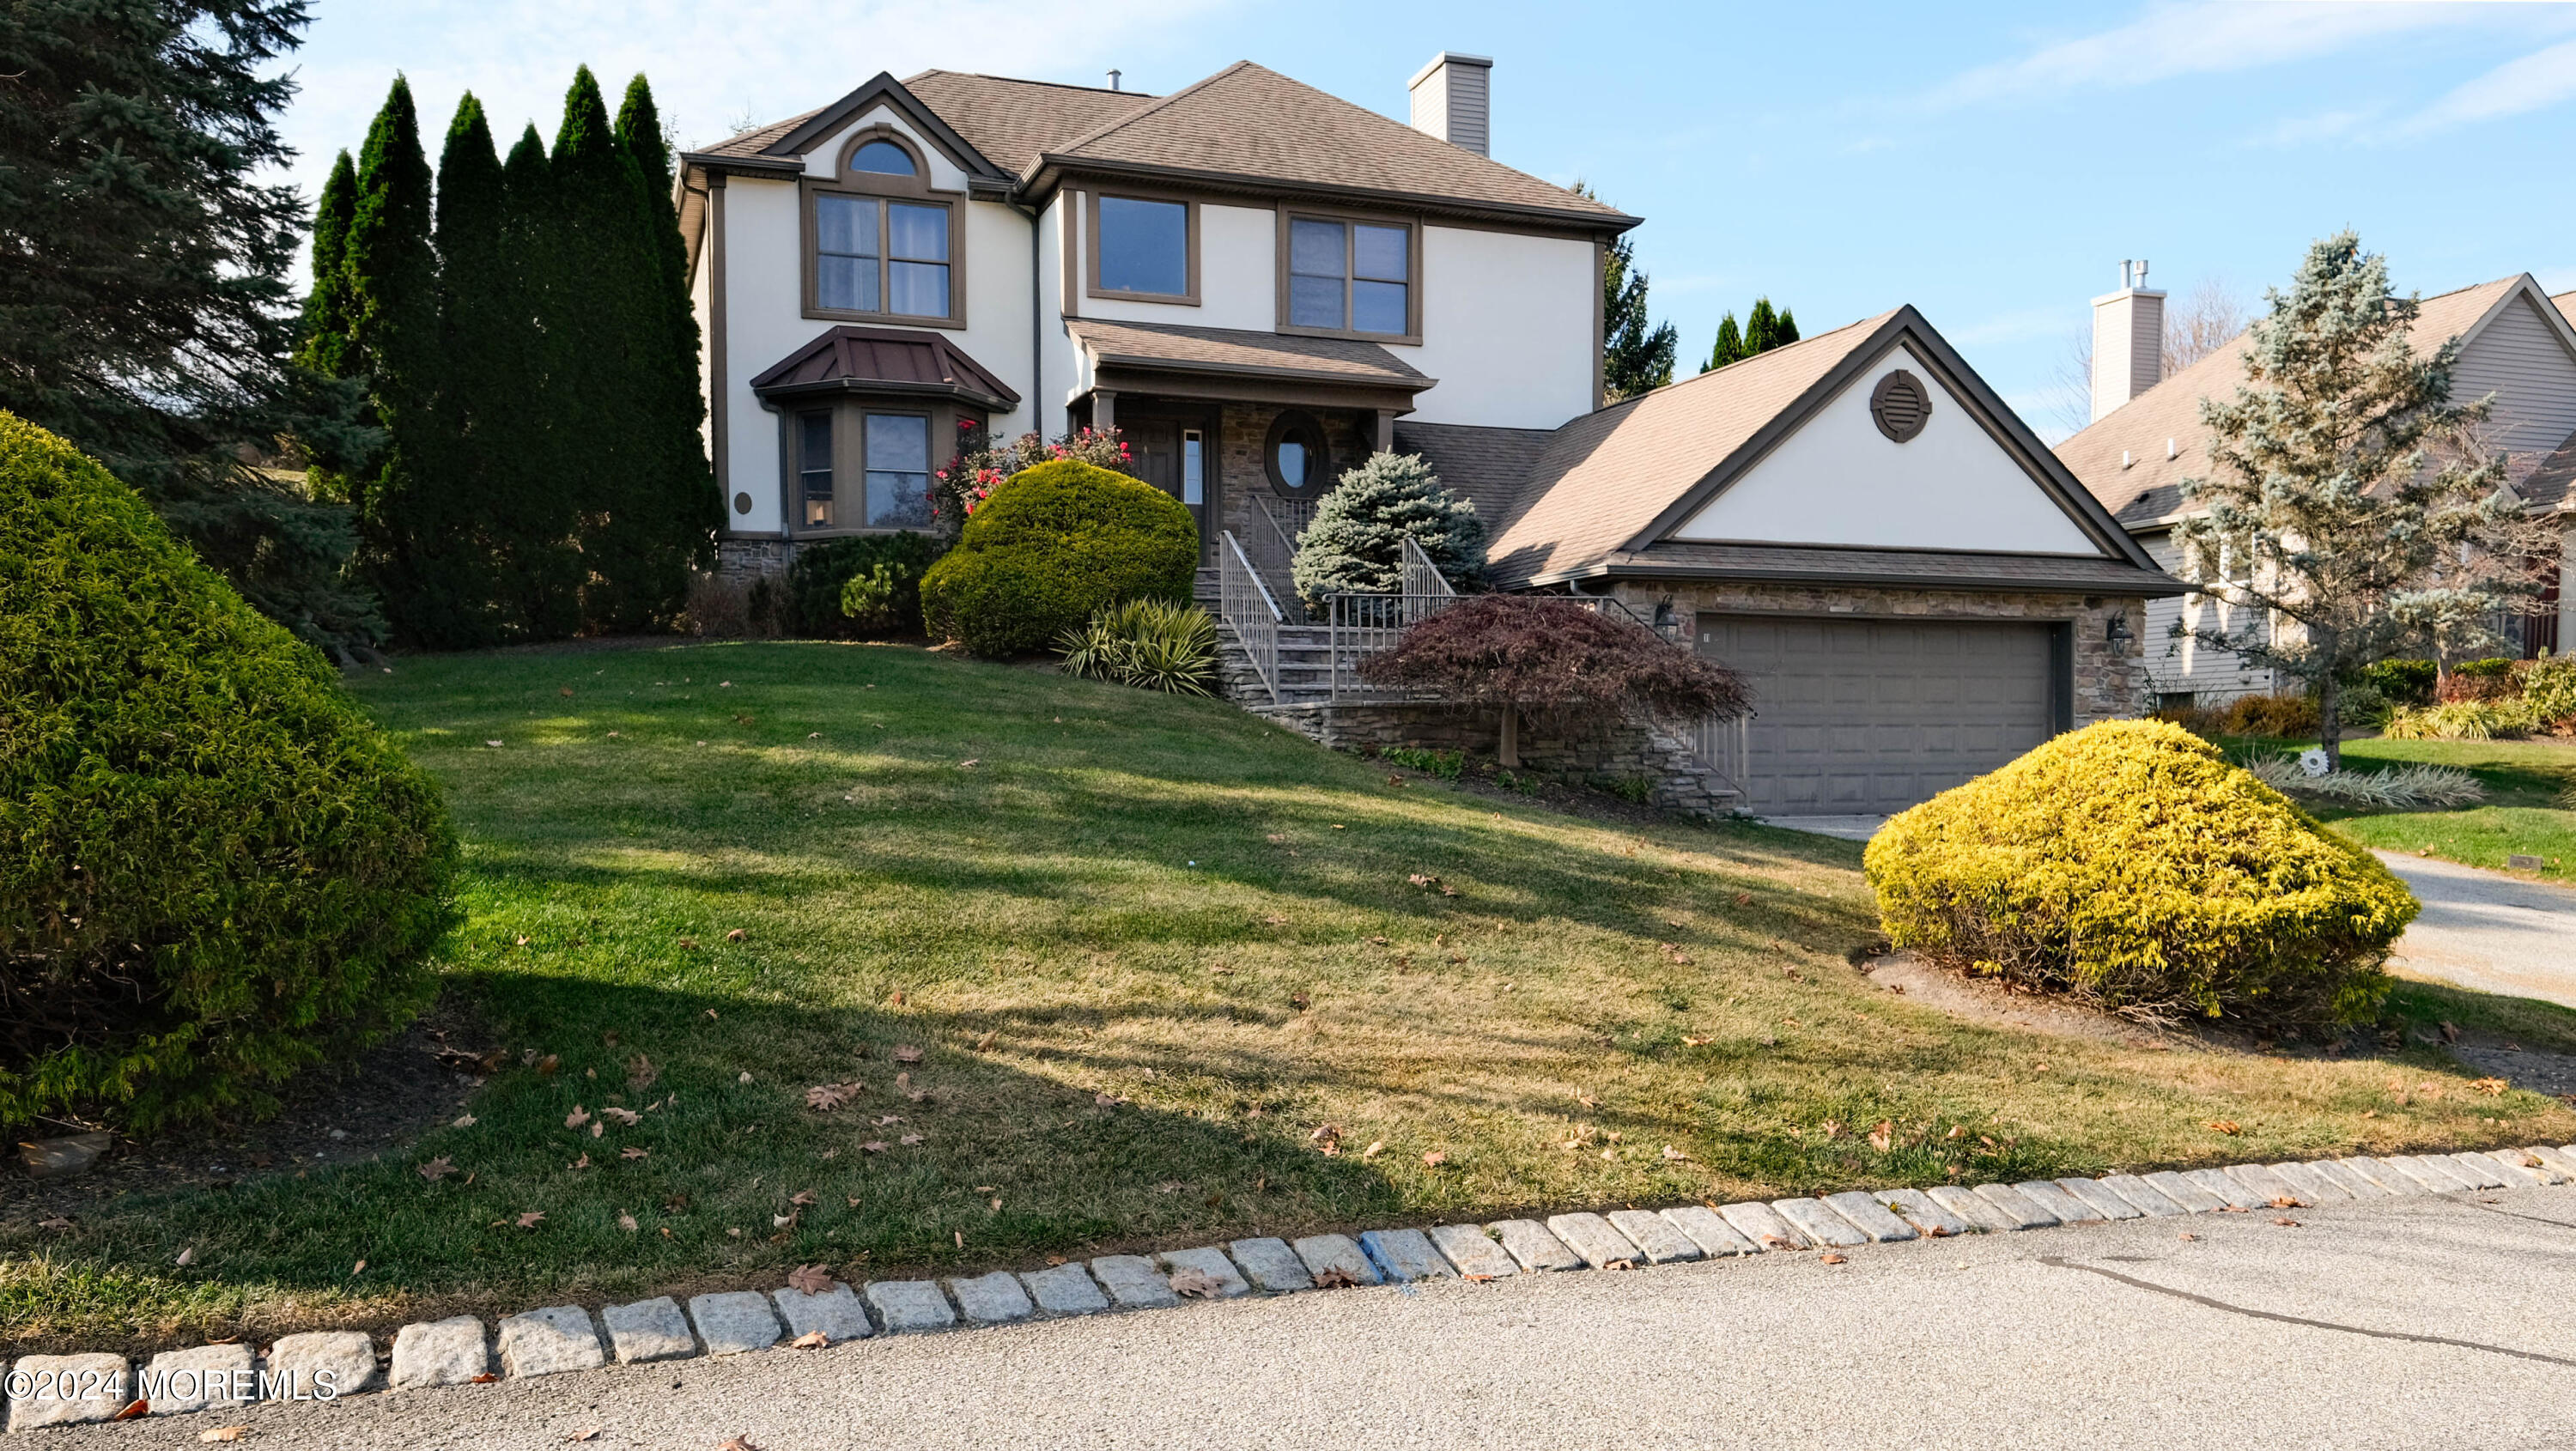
[2106,615,2132,647]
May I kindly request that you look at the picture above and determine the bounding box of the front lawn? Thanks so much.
[2287,737,2576,883]
[9,642,2572,1351]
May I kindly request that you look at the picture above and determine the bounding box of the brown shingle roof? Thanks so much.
[748,325,1020,409]
[901,71,1158,177]
[1389,421,1554,529]
[2059,276,2523,526]
[1066,317,1430,388]
[2511,427,2576,511]
[1481,313,1899,586]
[1038,62,1625,227]
[696,111,822,161]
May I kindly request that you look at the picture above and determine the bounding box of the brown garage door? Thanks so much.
[1697,614,2061,816]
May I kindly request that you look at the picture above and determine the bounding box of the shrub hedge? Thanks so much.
[1865,719,2414,1029]
[920,459,1195,656]
[777,531,939,638]
[0,413,459,1132]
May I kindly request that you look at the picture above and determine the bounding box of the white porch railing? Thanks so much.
[1216,530,1285,703]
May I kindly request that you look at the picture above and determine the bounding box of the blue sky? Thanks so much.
[279,1,2576,437]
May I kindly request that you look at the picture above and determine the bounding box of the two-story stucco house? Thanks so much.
[679,56,2182,817]
[676,54,1618,580]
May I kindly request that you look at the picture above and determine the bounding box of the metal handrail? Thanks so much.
[1243,495,1311,623]
[1216,530,1284,703]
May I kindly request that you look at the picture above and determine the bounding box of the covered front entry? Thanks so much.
[1697,613,2066,816]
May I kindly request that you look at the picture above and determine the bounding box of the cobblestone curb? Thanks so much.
[16,1149,2573,1430]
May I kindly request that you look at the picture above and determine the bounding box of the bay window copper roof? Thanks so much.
[748,326,1021,410]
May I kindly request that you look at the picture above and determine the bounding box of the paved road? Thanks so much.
[2374,850,2576,1009]
[54,1188,2576,1450]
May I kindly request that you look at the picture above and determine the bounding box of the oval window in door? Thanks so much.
[1265,410,1328,499]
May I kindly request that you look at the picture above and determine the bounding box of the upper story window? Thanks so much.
[1087,191,1198,304]
[1284,215,1415,340]
[805,130,963,327]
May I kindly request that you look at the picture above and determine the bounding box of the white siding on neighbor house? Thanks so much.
[2561,516,2576,648]
[2140,530,2278,702]
[2453,292,2576,470]
[1401,225,1595,429]
[1668,343,2105,555]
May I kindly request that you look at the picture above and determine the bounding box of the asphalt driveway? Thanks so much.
[2374,850,2576,1010]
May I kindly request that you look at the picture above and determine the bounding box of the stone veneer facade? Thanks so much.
[1595,579,2151,725]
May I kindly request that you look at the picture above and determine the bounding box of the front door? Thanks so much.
[1122,416,1213,563]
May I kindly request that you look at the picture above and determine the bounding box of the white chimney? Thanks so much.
[2090,258,2166,423]
[1408,52,1492,155]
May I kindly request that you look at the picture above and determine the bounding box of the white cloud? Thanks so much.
[1927,1,2476,110]
[2244,106,2372,149]
[2397,34,2576,134]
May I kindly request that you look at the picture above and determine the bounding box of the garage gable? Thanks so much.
[1668,341,2106,556]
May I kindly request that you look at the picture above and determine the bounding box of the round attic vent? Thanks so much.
[1869,369,1931,442]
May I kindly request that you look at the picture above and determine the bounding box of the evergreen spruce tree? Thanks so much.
[497,124,586,638]
[345,76,471,645]
[1703,312,1745,373]
[1577,183,1674,402]
[295,149,362,502]
[1289,452,1489,613]
[553,66,677,632]
[1774,307,1799,346]
[2173,233,2519,770]
[614,75,720,602]
[1744,298,1780,355]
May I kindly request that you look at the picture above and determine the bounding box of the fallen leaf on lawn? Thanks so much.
[728,1228,742,1237]
[973,1030,997,1051]
[2178,1232,2198,1241]
[1361,1140,1385,1159]
[565,1107,591,1130]
[818,1148,837,1161]
[958,758,979,768]
[787,1263,838,1295]
[1291,992,1310,1011]
[590,1121,604,1138]
[453,1114,477,1128]
[899,1133,923,1145]
[677,938,699,950]
[1867,1120,1893,1152]
[1662,1144,1692,1162]
[774,1212,799,1229]
[2273,1217,2300,1227]
[1681,1035,1710,1047]
[726,928,747,944]
[1818,1253,1848,1265]
[1262,914,1289,926]
[1945,1126,1965,1140]
[861,1141,887,1153]
[1314,1267,1360,1289]
[874,1114,904,1126]
[1170,1268,1224,1298]
[602,1106,641,1126]
[2473,1077,2508,1096]
[894,1045,923,1064]
[176,1246,196,1266]
[790,1189,817,1207]
[619,1212,638,1233]
[569,1153,592,1170]
[791,1331,829,1349]
[485,739,504,749]
[517,1211,544,1229]
[627,1055,659,1091]
[1732,891,1752,906]
[1421,1150,1449,1167]
[805,1082,860,1112]
[2205,1120,2242,1135]
[705,1008,719,1019]
[198,1427,250,1442]
[565,1430,601,1443]
[1822,1119,1848,1140]
[535,1054,560,1076]
[419,1157,457,1181]
[37,1215,73,1230]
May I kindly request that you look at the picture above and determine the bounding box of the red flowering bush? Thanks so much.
[933,422,1135,534]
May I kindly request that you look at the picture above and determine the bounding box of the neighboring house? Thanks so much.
[676,54,1621,579]
[2057,270,2576,707]
[677,57,2180,817]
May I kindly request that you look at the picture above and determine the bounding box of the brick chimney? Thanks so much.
[2090,259,2165,423]
[1408,52,1492,155]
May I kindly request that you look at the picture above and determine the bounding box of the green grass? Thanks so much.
[10,641,2573,1352]
[2234,735,2576,882]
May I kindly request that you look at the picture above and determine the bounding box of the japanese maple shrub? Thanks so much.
[1865,719,2415,1030]
[920,458,1196,657]
[1358,595,1749,767]
[0,413,459,1132]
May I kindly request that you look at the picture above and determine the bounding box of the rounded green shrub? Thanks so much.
[920,459,1195,656]
[1863,719,2415,1029]
[1,412,459,1132]
[777,531,939,638]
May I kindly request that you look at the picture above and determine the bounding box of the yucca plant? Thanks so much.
[1059,598,1220,695]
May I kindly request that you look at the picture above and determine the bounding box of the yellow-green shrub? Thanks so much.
[1864,719,2415,1029]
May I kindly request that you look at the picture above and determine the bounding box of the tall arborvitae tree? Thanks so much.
[614,75,720,598]
[345,76,471,644]
[1744,299,1781,355]
[497,124,586,638]
[1773,307,1800,347]
[553,66,677,632]
[0,0,384,654]
[295,149,362,502]
[1703,313,1745,373]
[1576,183,1674,403]
[2174,233,2519,770]
[422,94,516,645]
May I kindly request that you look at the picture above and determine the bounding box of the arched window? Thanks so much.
[848,138,917,176]
[805,130,960,325]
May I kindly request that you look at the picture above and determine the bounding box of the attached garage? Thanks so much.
[1696,613,2069,816]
